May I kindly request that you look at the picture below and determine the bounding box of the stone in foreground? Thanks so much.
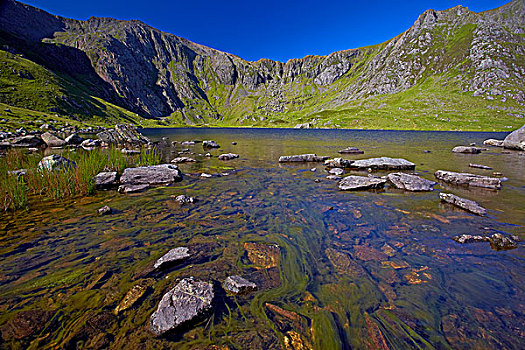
[440,193,487,216]
[37,154,76,171]
[434,170,501,190]
[218,153,239,160]
[452,146,482,154]
[223,276,257,295]
[348,157,415,170]
[279,154,329,162]
[150,277,214,336]
[338,175,387,190]
[387,173,436,191]
[120,164,182,186]
[503,123,525,150]
[94,171,118,189]
[154,247,191,270]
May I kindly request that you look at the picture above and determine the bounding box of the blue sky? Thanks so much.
[23,0,510,62]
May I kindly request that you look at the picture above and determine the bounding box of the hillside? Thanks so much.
[0,0,524,130]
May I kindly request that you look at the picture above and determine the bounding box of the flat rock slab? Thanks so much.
[171,157,196,163]
[172,195,197,205]
[440,193,487,216]
[41,132,65,148]
[434,170,501,190]
[223,276,257,294]
[118,184,150,193]
[279,154,329,162]
[503,123,525,150]
[452,146,482,154]
[339,175,387,190]
[324,158,353,168]
[120,164,182,186]
[483,139,504,147]
[469,163,492,170]
[387,173,436,191]
[348,157,415,170]
[94,171,118,189]
[218,153,239,160]
[338,147,364,154]
[329,168,344,175]
[154,247,191,269]
[150,278,214,336]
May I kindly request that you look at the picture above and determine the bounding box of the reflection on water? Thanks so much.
[0,128,523,349]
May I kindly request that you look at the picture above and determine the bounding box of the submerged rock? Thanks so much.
[338,175,386,190]
[483,139,504,147]
[386,173,436,191]
[489,233,518,250]
[114,279,153,315]
[94,171,118,189]
[0,309,54,341]
[202,140,220,148]
[452,146,482,154]
[37,154,76,171]
[171,156,196,163]
[434,170,501,190]
[154,247,191,270]
[278,154,329,162]
[218,153,239,160]
[338,147,364,154]
[440,193,487,216]
[244,242,280,269]
[41,131,65,148]
[348,157,415,170]
[150,277,214,336]
[118,184,150,193]
[223,276,257,294]
[97,205,112,216]
[503,123,525,150]
[173,195,197,205]
[120,164,182,187]
[324,158,353,168]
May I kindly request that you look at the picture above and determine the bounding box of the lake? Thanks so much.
[0,128,523,349]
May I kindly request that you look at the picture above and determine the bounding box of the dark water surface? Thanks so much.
[0,128,523,349]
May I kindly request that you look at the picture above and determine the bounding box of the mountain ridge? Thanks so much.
[0,0,524,130]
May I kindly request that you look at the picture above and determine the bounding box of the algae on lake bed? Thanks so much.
[0,128,523,349]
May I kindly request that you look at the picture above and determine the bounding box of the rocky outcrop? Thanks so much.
[434,170,501,190]
[279,154,329,162]
[328,168,344,176]
[387,173,436,191]
[338,175,387,190]
[439,193,487,216]
[150,277,214,336]
[153,247,191,270]
[120,164,182,187]
[223,276,257,294]
[452,146,482,154]
[503,124,525,150]
[37,154,76,171]
[348,157,415,170]
[96,125,150,147]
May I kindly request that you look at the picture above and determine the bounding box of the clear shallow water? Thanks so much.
[0,128,523,349]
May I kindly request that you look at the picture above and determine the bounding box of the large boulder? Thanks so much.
[97,124,150,147]
[338,175,387,190]
[434,170,501,190]
[387,173,436,191]
[439,193,487,216]
[120,164,182,187]
[503,124,525,150]
[41,132,65,148]
[279,154,329,162]
[348,157,415,170]
[37,154,76,171]
[150,278,214,336]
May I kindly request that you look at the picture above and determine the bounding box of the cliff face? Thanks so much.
[0,0,524,129]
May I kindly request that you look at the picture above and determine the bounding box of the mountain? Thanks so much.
[0,0,524,130]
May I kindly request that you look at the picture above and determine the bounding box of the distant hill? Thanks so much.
[0,0,524,130]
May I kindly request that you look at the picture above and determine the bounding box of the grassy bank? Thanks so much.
[0,147,161,211]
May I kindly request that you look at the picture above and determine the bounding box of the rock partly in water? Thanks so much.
[94,171,119,189]
[171,156,196,163]
[202,140,220,148]
[348,157,415,170]
[328,168,344,176]
[483,139,504,147]
[434,170,501,190]
[503,124,525,150]
[10,135,44,148]
[324,158,353,168]
[81,139,104,149]
[173,195,197,205]
[294,123,311,129]
[200,173,212,178]
[41,132,66,148]
[153,247,191,270]
[223,275,257,295]
[452,234,490,244]
[65,133,84,145]
[37,154,76,171]
[338,175,387,190]
[120,164,182,187]
[387,173,436,191]
[279,154,329,162]
[452,146,482,154]
[440,193,487,216]
[97,124,150,147]
[97,205,112,216]
[469,163,492,170]
[150,277,214,336]
[218,153,239,160]
[114,279,153,315]
[326,175,342,180]
[489,233,518,250]
[338,147,364,154]
[118,184,150,193]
